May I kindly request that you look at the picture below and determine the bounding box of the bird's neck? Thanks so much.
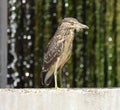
[55,27,75,38]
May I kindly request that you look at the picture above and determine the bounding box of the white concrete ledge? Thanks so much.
[0,88,120,110]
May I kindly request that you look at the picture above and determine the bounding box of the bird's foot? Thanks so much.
[55,86,66,90]
[55,85,59,89]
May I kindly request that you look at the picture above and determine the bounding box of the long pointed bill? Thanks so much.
[76,23,89,31]
[79,23,89,29]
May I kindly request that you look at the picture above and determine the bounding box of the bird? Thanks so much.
[41,17,89,88]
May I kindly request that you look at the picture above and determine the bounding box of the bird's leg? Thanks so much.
[54,58,60,89]
[59,68,62,87]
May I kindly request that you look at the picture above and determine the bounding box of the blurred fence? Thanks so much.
[7,0,120,88]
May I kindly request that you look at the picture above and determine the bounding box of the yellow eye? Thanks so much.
[69,21,74,25]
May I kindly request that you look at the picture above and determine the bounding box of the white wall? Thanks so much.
[0,0,7,88]
[0,89,120,110]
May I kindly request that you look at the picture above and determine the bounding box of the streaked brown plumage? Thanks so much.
[41,18,88,88]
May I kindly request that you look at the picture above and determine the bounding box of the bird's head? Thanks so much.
[61,17,89,31]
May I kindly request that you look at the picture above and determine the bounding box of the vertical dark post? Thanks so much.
[34,0,45,87]
[72,0,77,87]
[92,0,97,87]
[0,0,7,87]
[28,0,35,87]
[61,0,65,18]
[102,0,108,87]
[50,0,58,36]
[16,0,25,87]
[112,0,118,86]
[82,0,87,87]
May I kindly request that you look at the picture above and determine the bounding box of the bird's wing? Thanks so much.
[42,36,63,72]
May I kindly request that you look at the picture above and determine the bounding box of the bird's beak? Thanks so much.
[76,23,89,31]
[78,23,89,29]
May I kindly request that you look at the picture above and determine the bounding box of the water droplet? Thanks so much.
[80,64,84,68]
[23,35,27,39]
[22,0,26,4]
[108,66,112,70]
[109,54,112,58]
[85,31,88,35]
[25,72,30,77]
[108,37,112,42]
[65,3,69,7]
[65,72,69,76]
[27,35,31,40]
[11,6,16,11]
[28,42,32,46]
[26,64,30,68]
[53,0,57,3]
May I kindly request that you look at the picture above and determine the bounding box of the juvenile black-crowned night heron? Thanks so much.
[41,17,89,88]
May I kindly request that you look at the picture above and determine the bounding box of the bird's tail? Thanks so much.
[41,71,54,86]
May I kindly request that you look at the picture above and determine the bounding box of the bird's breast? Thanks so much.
[59,34,74,68]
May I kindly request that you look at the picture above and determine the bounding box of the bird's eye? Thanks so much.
[69,21,74,25]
